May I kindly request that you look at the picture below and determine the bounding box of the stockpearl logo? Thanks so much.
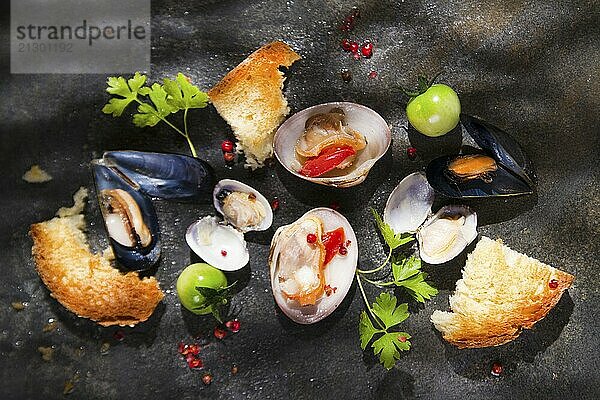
[11,0,150,74]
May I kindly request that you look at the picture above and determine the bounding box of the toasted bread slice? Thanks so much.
[30,187,163,327]
[208,41,301,169]
[431,236,574,348]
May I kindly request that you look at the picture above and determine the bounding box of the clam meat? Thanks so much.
[274,102,391,187]
[269,208,358,324]
[295,108,367,177]
[213,179,273,232]
[275,216,326,306]
[384,173,477,265]
[417,206,477,265]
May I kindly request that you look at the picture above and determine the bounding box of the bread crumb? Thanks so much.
[102,246,115,261]
[23,165,52,183]
[38,346,54,361]
[56,187,88,217]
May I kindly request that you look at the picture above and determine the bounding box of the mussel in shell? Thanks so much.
[92,160,161,271]
[426,115,536,198]
[102,151,215,200]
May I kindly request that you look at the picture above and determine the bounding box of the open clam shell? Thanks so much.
[274,102,391,188]
[92,160,161,271]
[102,150,215,201]
[417,205,477,264]
[384,172,434,234]
[213,179,273,233]
[269,208,358,324]
[186,216,249,271]
[383,172,478,264]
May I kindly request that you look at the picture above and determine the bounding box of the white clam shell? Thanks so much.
[417,205,477,265]
[213,179,273,232]
[269,208,358,324]
[186,216,249,271]
[384,172,434,234]
[274,102,391,188]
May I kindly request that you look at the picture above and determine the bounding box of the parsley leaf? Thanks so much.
[163,73,209,110]
[102,72,147,117]
[391,255,422,282]
[102,72,209,158]
[194,282,236,323]
[396,272,438,303]
[358,292,412,369]
[372,292,409,329]
[359,311,378,350]
[132,83,176,128]
[371,208,413,250]
[372,332,412,369]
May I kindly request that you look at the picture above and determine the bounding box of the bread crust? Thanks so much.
[208,41,301,102]
[431,237,574,349]
[208,41,301,168]
[30,216,163,327]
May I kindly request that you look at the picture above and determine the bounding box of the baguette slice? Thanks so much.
[208,41,301,169]
[30,188,164,327]
[431,236,574,348]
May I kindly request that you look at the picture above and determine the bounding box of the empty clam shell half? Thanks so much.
[186,216,249,271]
[269,208,358,324]
[274,102,391,188]
[417,205,477,264]
[213,179,273,233]
[384,172,434,234]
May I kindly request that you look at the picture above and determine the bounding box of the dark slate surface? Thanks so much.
[1,0,599,399]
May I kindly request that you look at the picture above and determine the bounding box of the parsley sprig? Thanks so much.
[194,281,237,323]
[356,209,438,369]
[102,72,209,158]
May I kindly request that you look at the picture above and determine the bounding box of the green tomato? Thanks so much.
[176,263,227,315]
[406,84,461,137]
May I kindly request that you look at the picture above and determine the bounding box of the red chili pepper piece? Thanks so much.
[299,145,356,177]
[322,227,346,265]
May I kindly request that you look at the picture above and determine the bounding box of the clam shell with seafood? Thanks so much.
[384,172,477,264]
[274,102,391,188]
[269,208,358,324]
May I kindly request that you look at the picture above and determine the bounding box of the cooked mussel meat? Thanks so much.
[99,189,152,248]
[446,154,497,183]
[92,160,161,271]
[426,115,536,198]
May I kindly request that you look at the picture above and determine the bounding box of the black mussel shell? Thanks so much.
[92,161,161,271]
[427,153,534,198]
[102,151,215,201]
[460,114,536,187]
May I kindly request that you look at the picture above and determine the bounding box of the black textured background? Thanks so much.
[1,1,599,399]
